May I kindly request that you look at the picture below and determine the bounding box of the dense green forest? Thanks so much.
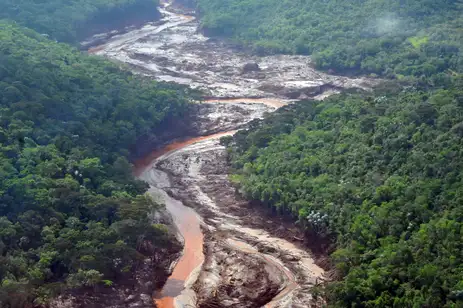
[197,0,463,77]
[226,76,463,306]
[208,0,463,306]
[0,21,188,306]
[2,0,463,306]
[0,0,160,43]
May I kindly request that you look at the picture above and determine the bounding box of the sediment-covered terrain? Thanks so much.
[86,1,378,307]
[86,3,378,100]
[152,136,326,307]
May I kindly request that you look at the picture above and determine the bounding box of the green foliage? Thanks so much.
[0,22,186,306]
[0,0,160,43]
[197,0,463,77]
[228,77,463,306]
[67,269,103,288]
[409,36,429,49]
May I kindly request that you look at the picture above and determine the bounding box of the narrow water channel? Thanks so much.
[87,0,373,305]
[131,93,295,307]
[136,132,234,307]
[135,123,324,307]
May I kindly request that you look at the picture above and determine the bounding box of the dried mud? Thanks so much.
[77,1,381,307]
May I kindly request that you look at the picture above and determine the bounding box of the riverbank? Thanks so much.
[88,2,379,100]
[152,135,326,307]
[84,1,380,307]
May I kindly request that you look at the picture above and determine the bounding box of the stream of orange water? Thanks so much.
[134,131,235,307]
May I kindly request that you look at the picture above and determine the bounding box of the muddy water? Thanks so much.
[139,166,202,308]
[87,1,378,306]
[148,171,203,308]
[134,131,236,177]
[136,133,235,308]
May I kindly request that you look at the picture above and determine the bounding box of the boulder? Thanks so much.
[241,62,261,74]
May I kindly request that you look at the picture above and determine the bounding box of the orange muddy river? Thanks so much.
[134,131,236,176]
[134,131,235,307]
[133,103,325,307]
[153,198,203,308]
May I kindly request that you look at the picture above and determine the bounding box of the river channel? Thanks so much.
[87,1,377,307]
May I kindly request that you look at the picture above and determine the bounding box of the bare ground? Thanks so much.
[77,1,381,306]
[155,136,326,307]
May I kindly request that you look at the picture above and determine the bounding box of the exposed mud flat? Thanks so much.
[132,101,273,172]
[153,136,325,308]
[88,4,379,100]
[136,122,270,308]
[191,101,274,134]
[134,100,327,308]
[83,2,382,307]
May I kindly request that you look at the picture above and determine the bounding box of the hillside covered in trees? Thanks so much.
[2,0,463,306]
[226,77,463,306]
[197,0,462,77]
[203,1,463,304]
[0,21,189,306]
[0,0,160,43]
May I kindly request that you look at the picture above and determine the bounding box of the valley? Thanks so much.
[89,1,377,307]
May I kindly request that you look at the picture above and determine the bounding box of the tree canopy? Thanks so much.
[0,0,160,43]
[0,21,187,306]
[197,0,463,77]
[227,76,463,307]
[2,0,463,306]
